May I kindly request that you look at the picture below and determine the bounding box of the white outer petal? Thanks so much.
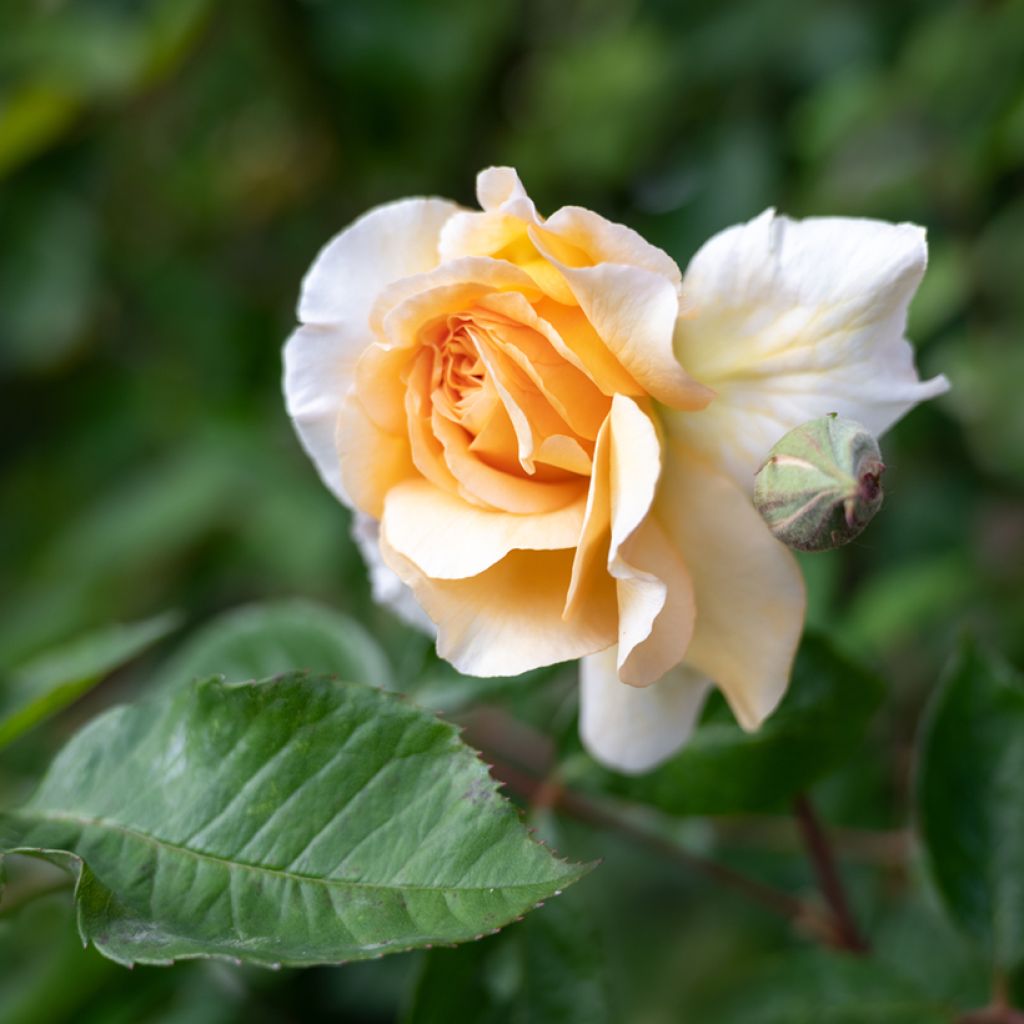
[580,648,712,774]
[298,197,462,326]
[283,323,361,501]
[284,198,461,504]
[672,209,950,490]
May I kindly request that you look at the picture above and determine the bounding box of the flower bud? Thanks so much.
[753,415,885,552]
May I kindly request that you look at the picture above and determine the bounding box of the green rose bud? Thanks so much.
[753,415,885,552]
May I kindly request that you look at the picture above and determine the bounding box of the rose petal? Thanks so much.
[371,257,541,347]
[432,412,587,514]
[529,235,714,412]
[475,166,536,213]
[336,394,416,519]
[283,323,363,501]
[381,540,617,677]
[299,197,460,326]
[613,516,695,687]
[382,478,586,580]
[542,204,683,283]
[580,648,712,774]
[672,209,950,489]
[658,442,805,730]
[474,294,610,440]
[566,397,695,686]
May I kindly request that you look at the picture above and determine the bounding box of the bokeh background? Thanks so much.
[1,0,1023,1021]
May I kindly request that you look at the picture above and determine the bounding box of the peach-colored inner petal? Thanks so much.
[331,180,722,690]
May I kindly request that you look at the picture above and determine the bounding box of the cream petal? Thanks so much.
[541,205,682,283]
[603,397,694,685]
[535,298,645,399]
[475,166,534,213]
[354,343,412,435]
[336,394,416,519]
[613,516,695,688]
[533,435,593,475]
[283,323,363,502]
[529,234,714,412]
[404,350,462,496]
[565,397,694,686]
[372,257,541,346]
[658,442,805,731]
[467,323,579,475]
[433,412,586,514]
[580,648,712,774]
[288,198,459,504]
[672,209,950,490]
[381,540,617,678]
[382,478,586,580]
[298,198,461,326]
[474,294,610,440]
[436,169,537,273]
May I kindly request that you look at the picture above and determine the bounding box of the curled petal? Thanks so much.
[672,209,950,489]
[432,412,587,514]
[567,396,695,687]
[658,443,805,730]
[382,479,586,580]
[381,540,617,678]
[541,204,683,284]
[529,234,714,412]
[580,649,712,774]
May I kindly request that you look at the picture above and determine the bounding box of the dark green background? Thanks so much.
[1,0,1022,1020]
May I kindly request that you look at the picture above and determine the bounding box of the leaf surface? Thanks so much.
[916,641,1024,971]
[0,673,588,966]
[154,600,392,691]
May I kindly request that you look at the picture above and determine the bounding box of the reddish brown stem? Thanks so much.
[792,794,869,954]
[490,758,842,948]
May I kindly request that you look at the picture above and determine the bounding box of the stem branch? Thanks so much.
[793,794,868,954]
[490,758,842,948]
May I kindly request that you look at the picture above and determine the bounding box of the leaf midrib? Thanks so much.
[10,807,571,895]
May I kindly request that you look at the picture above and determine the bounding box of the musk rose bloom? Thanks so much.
[284,167,947,774]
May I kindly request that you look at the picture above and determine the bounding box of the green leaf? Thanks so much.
[0,673,589,967]
[404,942,506,1024]
[406,819,611,1024]
[0,612,180,751]
[516,879,612,1024]
[694,949,953,1023]
[585,634,884,815]
[154,599,392,691]
[916,640,1024,971]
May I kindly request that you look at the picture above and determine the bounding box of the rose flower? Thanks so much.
[284,167,947,773]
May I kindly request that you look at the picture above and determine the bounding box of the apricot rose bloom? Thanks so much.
[284,167,947,774]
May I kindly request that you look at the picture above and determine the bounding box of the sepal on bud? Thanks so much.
[753,414,885,552]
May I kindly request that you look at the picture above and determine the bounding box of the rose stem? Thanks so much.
[792,793,869,954]
[489,757,843,949]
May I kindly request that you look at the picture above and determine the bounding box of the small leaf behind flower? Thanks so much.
[0,673,589,967]
[916,640,1024,972]
[584,634,884,815]
[0,612,181,751]
[153,599,393,691]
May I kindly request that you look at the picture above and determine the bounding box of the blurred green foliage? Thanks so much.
[2,0,1023,1020]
